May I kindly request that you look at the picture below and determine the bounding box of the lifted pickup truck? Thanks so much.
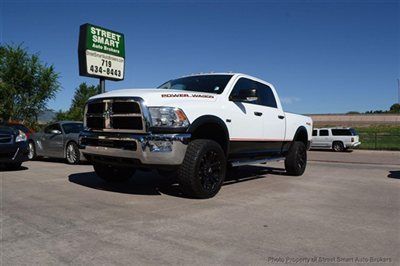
[79,73,313,198]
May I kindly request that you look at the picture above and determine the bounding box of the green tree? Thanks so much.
[389,103,400,113]
[0,44,60,127]
[56,82,100,121]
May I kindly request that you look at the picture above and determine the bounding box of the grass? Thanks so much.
[354,126,400,151]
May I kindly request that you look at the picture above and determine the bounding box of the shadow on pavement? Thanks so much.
[0,165,29,172]
[387,171,400,179]
[68,165,286,198]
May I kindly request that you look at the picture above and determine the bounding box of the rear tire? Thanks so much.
[178,139,226,199]
[285,141,307,176]
[332,141,344,152]
[93,163,135,183]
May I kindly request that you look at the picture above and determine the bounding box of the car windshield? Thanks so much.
[158,75,233,94]
[62,123,83,134]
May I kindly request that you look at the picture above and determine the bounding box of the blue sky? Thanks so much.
[2,0,399,114]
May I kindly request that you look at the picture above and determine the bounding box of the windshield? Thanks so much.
[62,123,83,134]
[158,75,233,94]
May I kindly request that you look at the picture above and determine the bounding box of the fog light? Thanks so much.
[148,140,173,152]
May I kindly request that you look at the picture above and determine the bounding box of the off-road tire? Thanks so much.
[93,163,135,183]
[332,141,344,152]
[285,141,307,176]
[178,139,226,199]
[66,142,80,164]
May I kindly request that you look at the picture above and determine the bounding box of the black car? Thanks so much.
[0,125,29,170]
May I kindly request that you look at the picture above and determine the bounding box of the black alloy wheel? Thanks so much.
[199,150,223,192]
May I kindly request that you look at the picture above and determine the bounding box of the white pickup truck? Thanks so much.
[79,73,313,198]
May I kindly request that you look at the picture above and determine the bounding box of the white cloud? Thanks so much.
[280,97,301,104]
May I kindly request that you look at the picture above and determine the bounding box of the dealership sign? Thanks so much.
[78,23,125,81]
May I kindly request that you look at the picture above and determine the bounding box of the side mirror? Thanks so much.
[50,129,62,135]
[230,88,258,103]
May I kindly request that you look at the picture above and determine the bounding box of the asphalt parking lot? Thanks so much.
[1,150,399,265]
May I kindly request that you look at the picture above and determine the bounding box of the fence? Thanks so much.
[357,133,400,150]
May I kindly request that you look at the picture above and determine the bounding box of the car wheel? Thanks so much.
[285,141,307,176]
[332,141,344,152]
[178,139,226,199]
[93,163,136,182]
[28,141,36,160]
[66,142,80,164]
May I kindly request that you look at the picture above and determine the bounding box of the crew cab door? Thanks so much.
[254,81,286,152]
[226,78,265,157]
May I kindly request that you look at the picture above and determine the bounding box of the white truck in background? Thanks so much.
[79,73,313,198]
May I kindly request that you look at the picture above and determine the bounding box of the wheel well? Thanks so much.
[191,123,229,155]
[332,140,344,146]
[294,127,308,146]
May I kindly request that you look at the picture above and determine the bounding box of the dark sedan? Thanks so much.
[29,121,84,164]
[0,125,29,169]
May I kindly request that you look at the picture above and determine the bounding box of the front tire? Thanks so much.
[178,139,226,199]
[285,141,307,176]
[66,142,80,164]
[93,163,135,183]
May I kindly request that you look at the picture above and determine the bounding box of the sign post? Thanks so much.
[78,23,125,93]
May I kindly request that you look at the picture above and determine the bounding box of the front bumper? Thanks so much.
[0,141,29,163]
[79,131,190,166]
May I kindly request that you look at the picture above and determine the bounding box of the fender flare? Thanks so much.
[291,126,309,148]
[187,115,230,153]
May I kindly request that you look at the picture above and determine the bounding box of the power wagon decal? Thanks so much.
[161,93,214,99]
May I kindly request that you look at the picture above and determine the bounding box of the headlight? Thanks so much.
[148,107,189,127]
[15,130,27,142]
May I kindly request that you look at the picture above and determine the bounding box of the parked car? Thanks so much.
[2,122,35,140]
[311,127,361,152]
[79,73,313,198]
[29,121,84,164]
[0,125,29,170]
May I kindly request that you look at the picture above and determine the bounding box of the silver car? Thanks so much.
[311,127,361,152]
[29,121,83,164]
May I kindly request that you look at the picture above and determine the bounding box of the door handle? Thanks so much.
[278,115,285,119]
[254,112,263,116]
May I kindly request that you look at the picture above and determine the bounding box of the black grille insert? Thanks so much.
[112,117,143,130]
[87,102,104,114]
[87,117,104,130]
[112,102,140,114]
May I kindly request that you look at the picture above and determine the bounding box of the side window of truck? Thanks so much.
[256,82,277,108]
[312,130,317,136]
[229,78,258,104]
[319,130,329,136]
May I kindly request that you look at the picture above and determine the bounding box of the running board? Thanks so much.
[229,157,286,167]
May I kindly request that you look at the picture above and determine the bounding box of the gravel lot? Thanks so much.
[1,150,399,265]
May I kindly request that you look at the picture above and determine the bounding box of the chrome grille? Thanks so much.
[85,98,146,133]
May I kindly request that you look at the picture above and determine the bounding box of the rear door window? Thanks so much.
[319,130,329,136]
[331,129,352,136]
[312,130,317,136]
[256,82,277,108]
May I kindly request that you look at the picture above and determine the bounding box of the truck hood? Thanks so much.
[90,88,218,106]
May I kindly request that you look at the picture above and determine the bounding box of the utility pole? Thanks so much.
[100,78,105,94]
[397,78,400,104]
